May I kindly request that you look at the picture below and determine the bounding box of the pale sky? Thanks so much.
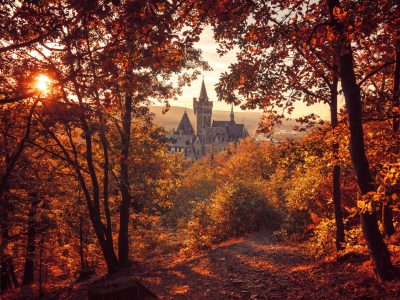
[173,26,336,120]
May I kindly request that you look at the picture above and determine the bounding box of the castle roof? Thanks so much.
[169,133,194,147]
[212,120,232,127]
[226,123,248,141]
[176,111,194,134]
[201,127,227,143]
[199,78,209,102]
[212,120,249,141]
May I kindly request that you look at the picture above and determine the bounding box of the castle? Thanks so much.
[168,79,249,159]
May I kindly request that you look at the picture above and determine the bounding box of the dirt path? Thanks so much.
[137,232,397,299]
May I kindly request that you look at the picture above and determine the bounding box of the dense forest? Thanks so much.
[1,0,400,299]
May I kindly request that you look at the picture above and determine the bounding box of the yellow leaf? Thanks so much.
[357,200,365,210]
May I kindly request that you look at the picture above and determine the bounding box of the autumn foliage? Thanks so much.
[1,0,400,298]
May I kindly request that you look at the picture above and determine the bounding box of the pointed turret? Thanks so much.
[193,78,213,134]
[230,104,235,123]
[198,78,209,102]
[176,110,194,134]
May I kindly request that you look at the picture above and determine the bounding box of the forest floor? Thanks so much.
[132,231,400,299]
[25,230,400,299]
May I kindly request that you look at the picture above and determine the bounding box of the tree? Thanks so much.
[204,0,399,280]
[1,0,207,275]
[325,0,396,281]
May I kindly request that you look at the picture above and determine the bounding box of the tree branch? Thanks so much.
[306,22,341,76]
[359,60,396,86]
[0,93,35,105]
[0,100,38,199]
[0,27,58,54]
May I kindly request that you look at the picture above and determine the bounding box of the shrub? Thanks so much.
[285,157,331,218]
[208,181,278,238]
[181,201,214,253]
[182,180,281,252]
[309,218,366,257]
[309,218,336,256]
[283,209,313,235]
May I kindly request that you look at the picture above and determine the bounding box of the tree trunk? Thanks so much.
[73,159,119,274]
[0,211,18,292]
[79,214,85,271]
[66,41,119,274]
[118,93,133,268]
[330,74,345,251]
[326,0,396,282]
[332,157,345,250]
[38,234,44,297]
[77,213,95,281]
[0,260,11,292]
[77,117,120,273]
[98,113,114,250]
[382,204,395,236]
[361,211,394,279]
[7,257,18,289]
[342,48,395,281]
[22,198,39,285]
[0,206,10,293]
[91,215,119,273]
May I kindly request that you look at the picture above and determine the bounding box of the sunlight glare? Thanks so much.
[35,74,51,95]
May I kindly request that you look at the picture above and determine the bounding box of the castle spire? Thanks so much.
[199,77,209,102]
[230,103,235,123]
[193,77,213,134]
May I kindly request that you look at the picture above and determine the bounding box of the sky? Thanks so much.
[171,26,338,120]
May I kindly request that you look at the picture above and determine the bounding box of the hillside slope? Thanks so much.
[150,106,302,140]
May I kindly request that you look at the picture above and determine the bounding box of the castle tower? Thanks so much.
[193,78,213,134]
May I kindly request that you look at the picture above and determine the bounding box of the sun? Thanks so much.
[35,74,51,95]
